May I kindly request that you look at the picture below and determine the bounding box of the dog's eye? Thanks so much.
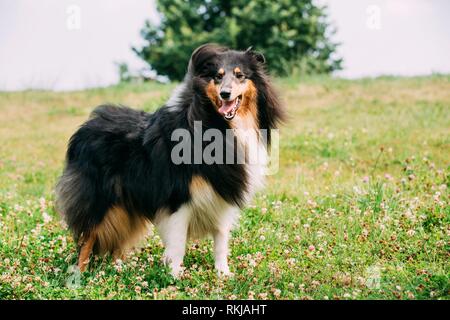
[236,73,245,80]
[214,73,223,81]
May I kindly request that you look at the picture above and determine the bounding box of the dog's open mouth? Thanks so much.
[218,95,242,120]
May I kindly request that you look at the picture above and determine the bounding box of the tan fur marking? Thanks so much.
[206,80,221,108]
[233,80,258,130]
[96,206,151,256]
[190,175,209,191]
[218,68,225,75]
[187,176,233,239]
[78,232,96,272]
[234,67,241,74]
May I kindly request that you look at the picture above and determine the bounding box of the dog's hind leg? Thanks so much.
[96,206,151,263]
[78,232,96,272]
[112,249,126,262]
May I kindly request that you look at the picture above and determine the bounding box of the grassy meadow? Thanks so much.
[0,76,449,299]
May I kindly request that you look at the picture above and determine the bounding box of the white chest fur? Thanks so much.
[232,115,268,201]
[156,115,267,242]
[186,177,239,240]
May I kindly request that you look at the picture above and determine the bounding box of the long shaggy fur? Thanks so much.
[56,44,283,271]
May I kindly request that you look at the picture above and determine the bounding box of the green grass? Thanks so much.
[0,75,449,299]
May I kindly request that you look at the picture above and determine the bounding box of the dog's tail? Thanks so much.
[56,165,151,271]
[55,164,104,271]
[56,165,103,241]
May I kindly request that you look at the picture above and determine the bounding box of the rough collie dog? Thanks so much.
[56,44,283,277]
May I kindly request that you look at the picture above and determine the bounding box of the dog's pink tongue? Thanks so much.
[218,100,235,115]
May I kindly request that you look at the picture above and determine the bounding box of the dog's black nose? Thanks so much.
[220,91,231,100]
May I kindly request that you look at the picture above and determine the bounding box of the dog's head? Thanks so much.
[188,44,268,121]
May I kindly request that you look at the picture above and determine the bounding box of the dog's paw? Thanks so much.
[217,269,234,278]
[163,255,184,279]
[215,264,233,278]
[169,265,185,279]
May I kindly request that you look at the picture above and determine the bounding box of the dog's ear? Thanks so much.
[245,47,266,64]
[188,43,226,75]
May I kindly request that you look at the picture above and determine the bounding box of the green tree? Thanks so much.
[116,62,131,83]
[133,0,342,81]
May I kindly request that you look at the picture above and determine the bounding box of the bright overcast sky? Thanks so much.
[0,0,449,91]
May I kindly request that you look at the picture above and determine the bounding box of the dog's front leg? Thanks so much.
[155,208,190,278]
[214,208,238,277]
[214,230,232,277]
